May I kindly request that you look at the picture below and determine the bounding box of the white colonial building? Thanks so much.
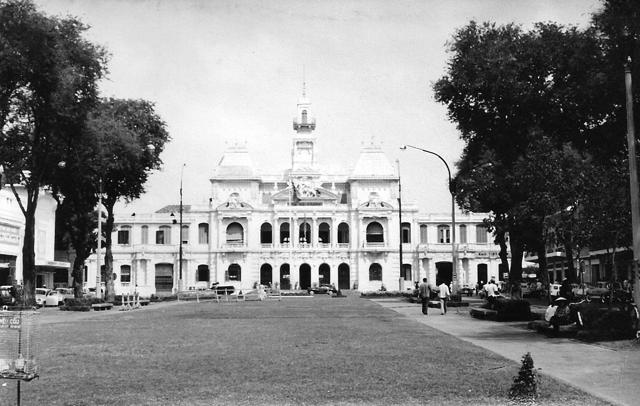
[89,93,503,296]
[0,186,69,288]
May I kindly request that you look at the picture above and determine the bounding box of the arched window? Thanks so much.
[476,225,488,243]
[198,223,209,244]
[197,264,209,282]
[459,225,467,243]
[141,225,149,244]
[419,225,428,243]
[280,222,290,243]
[366,222,384,243]
[299,221,311,243]
[156,226,171,244]
[261,223,273,244]
[226,222,244,244]
[301,109,308,123]
[369,263,382,281]
[226,263,241,281]
[338,222,350,244]
[437,225,450,243]
[318,222,330,244]
[401,222,411,243]
[120,265,131,283]
[117,226,131,245]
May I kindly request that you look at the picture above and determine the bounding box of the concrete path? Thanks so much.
[372,299,640,406]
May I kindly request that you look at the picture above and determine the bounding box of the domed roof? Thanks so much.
[349,140,397,180]
[211,141,260,180]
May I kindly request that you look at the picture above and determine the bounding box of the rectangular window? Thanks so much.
[420,225,428,243]
[198,223,209,244]
[181,225,189,244]
[476,225,488,243]
[117,229,130,245]
[120,265,131,283]
[156,230,164,245]
[438,226,450,243]
[459,225,467,243]
[141,226,148,244]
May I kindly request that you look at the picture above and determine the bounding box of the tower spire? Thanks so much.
[302,65,306,98]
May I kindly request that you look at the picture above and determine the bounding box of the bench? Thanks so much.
[469,307,497,320]
[91,303,113,311]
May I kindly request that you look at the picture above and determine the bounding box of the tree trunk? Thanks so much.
[536,240,551,305]
[564,241,577,283]
[496,230,510,280]
[72,254,85,298]
[21,206,37,306]
[103,200,116,302]
[508,231,524,300]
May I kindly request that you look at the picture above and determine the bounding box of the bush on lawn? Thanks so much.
[485,299,531,321]
[509,352,538,402]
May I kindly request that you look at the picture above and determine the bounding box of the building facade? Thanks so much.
[0,186,68,288]
[90,93,503,296]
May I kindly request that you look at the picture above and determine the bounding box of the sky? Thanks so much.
[34,0,602,216]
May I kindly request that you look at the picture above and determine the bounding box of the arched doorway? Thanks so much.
[338,263,350,290]
[319,263,330,285]
[477,264,488,285]
[280,264,290,290]
[260,263,272,287]
[436,261,452,285]
[155,263,174,294]
[299,263,311,289]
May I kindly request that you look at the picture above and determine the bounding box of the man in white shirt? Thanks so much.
[438,281,450,315]
[484,278,499,306]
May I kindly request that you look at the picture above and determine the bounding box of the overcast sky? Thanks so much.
[35,0,602,216]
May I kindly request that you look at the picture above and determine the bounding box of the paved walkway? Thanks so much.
[372,299,640,406]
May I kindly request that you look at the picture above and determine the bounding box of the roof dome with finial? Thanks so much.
[350,138,397,180]
[212,140,260,180]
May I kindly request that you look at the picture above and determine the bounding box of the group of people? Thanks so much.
[417,277,503,315]
[417,278,450,315]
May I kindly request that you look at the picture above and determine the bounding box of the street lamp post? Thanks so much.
[401,145,457,294]
[179,164,185,293]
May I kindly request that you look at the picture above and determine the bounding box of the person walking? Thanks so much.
[438,280,450,315]
[418,278,431,315]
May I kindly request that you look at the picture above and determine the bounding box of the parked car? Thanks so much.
[459,284,474,297]
[0,285,16,306]
[44,290,67,306]
[35,288,50,307]
[55,287,75,300]
[308,284,337,295]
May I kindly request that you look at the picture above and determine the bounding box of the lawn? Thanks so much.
[1,296,612,405]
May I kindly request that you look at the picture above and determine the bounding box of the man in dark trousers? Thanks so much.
[418,278,431,315]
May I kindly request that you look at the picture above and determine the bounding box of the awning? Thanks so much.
[35,260,70,270]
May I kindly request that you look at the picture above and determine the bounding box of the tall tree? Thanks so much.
[0,0,106,303]
[87,98,169,301]
[434,21,611,296]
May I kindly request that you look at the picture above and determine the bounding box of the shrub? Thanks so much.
[493,299,531,321]
[509,352,538,402]
[578,308,636,340]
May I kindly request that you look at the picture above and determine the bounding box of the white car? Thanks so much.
[55,288,75,300]
[44,290,67,306]
[35,288,50,307]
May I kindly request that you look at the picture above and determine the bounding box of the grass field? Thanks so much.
[0,295,611,405]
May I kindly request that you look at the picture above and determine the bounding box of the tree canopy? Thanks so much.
[0,0,107,301]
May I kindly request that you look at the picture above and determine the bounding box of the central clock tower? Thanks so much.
[291,85,317,173]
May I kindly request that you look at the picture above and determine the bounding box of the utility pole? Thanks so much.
[397,159,404,291]
[624,59,640,306]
